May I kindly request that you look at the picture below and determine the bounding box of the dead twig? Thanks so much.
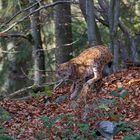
[7,81,59,99]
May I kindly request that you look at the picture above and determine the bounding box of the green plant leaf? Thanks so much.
[45,86,52,97]
[41,114,64,129]
[123,133,140,140]
[51,115,64,124]
[117,87,123,92]
[31,92,40,99]
[41,117,52,129]
[111,89,128,98]
[121,91,129,98]
[77,123,89,132]
[111,91,119,97]
[98,104,110,111]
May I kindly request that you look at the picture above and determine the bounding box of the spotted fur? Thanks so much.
[56,45,113,99]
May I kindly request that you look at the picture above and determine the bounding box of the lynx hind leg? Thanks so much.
[80,67,102,98]
[70,80,82,100]
[70,82,75,93]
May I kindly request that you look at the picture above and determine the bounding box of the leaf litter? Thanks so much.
[0,67,140,140]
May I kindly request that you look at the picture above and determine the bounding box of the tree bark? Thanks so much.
[98,0,138,64]
[108,0,120,71]
[79,0,102,46]
[29,0,46,86]
[54,0,73,64]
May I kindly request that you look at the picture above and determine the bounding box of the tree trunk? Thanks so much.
[79,0,102,46]
[54,0,73,64]
[98,0,138,64]
[118,41,129,63]
[29,0,46,86]
[0,0,33,95]
[130,37,138,62]
[2,41,32,96]
[108,0,120,71]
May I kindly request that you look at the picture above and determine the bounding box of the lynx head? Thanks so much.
[56,62,73,80]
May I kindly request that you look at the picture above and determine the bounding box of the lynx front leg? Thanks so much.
[70,80,82,100]
[80,67,101,98]
[70,82,75,93]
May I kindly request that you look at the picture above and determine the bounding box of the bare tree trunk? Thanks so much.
[98,0,138,64]
[118,41,129,61]
[108,0,120,71]
[54,0,73,64]
[86,0,97,46]
[130,37,138,62]
[79,0,102,46]
[0,1,33,96]
[29,0,46,86]
[119,22,138,62]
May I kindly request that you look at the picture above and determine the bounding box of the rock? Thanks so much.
[55,95,67,105]
[97,121,117,140]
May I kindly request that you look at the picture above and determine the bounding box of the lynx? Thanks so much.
[56,45,113,100]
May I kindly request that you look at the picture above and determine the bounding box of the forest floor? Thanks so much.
[0,67,140,140]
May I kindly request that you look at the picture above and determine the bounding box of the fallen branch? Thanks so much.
[7,81,58,99]
[7,86,33,99]
[9,96,32,101]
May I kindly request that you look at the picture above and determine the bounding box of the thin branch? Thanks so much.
[96,15,131,40]
[98,0,108,11]
[6,85,33,99]
[1,51,20,54]
[1,1,72,33]
[7,81,56,99]
[118,21,131,39]
[95,15,108,26]
[7,78,72,99]
[0,0,42,28]
[53,79,64,89]
[0,33,30,41]
[9,96,32,101]
[63,29,86,46]
[95,2,131,39]
[21,67,33,81]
